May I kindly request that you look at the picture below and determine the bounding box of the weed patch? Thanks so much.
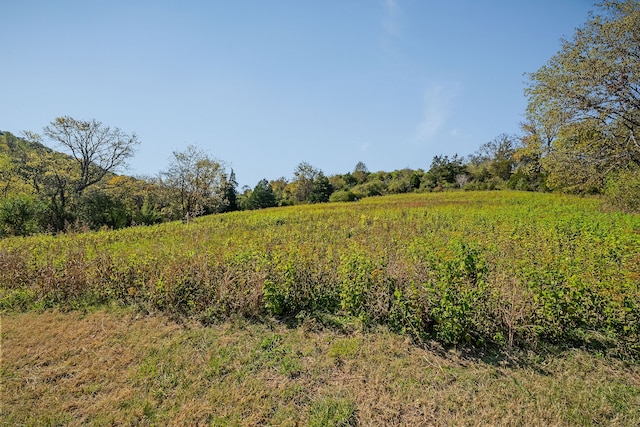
[1,191,639,358]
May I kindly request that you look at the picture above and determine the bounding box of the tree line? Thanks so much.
[0,124,527,237]
[1,0,638,237]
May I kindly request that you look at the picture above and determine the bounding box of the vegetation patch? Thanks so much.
[2,309,639,425]
[1,191,639,359]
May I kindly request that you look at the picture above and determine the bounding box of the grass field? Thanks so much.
[3,309,640,426]
[2,191,640,424]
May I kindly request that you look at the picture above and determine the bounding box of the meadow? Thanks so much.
[2,191,640,425]
[2,191,639,355]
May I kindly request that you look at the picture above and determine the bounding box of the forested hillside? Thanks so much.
[1,129,163,235]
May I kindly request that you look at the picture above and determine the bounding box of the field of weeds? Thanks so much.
[2,191,640,425]
[2,191,639,356]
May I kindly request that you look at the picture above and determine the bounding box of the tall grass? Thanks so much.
[1,191,639,357]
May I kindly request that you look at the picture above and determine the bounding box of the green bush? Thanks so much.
[329,190,357,203]
[351,181,386,198]
[428,241,490,345]
[388,284,432,339]
[263,249,339,317]
[0,195,44,237]
[0,288,37,311]
[338,250,394,323]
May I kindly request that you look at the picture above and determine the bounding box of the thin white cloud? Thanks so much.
[382,0,401,35]
[415,83,460,141]
[380,0,402,51]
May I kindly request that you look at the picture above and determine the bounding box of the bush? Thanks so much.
[338,250,393,323]
[351,181,386,198]
[427,241,490,345]
[329,190,357,203]
[263,249,339,317]
[0,195,44,237]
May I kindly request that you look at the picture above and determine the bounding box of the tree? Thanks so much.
[31,150,78,230]
[39,116,140,195]
[292,161,321,203]
[0,133,18,198]
[78,189,129,230]
[352,161,370,183]
[249,179,277,209]
[220,169,239,212]
[387,169,417,194]
[426,154,466,188]
[468,134,518,182]
[163,145,229,219]
[524,0,640,192]
[0,195,44,236]
[22,117,140,230]
[269,177,293,206]
[309,173,333,203]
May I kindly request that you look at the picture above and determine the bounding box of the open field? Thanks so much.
[2,191,639,356]
[1,191,640,424]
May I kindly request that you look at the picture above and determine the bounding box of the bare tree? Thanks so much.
[22,117,140,230]
[42,116,140,195]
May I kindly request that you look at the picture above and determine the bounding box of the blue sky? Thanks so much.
[2,0,594,188]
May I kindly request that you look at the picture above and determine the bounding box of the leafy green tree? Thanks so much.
[270,177,293,206]
[221,169,239,212]
[524,0,640,194]
[0,195,44,236]
[426,154,466,188]
[352,161,370,184]
[328,174,349,192]
[468,134,518,184]
[409,172,422,190]
[309,173,333,203]
[292,162,321,203]
[163,145,230,219]
[387,169,413,194]
[249,179,277,209]
[135,192,162,225]
[78,190,129,230]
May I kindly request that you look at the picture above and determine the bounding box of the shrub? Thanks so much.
[338,250,393,323]
[0,195,44,237]
[427,241,490,345]
[329,190,357,203]
[263,249,339,317]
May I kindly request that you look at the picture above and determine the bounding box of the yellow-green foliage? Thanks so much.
[1,191,639,357]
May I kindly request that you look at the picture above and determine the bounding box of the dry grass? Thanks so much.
[2,309,640,426]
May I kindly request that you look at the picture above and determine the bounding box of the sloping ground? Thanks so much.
[2,191,640,358]
[2,309,639,426]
